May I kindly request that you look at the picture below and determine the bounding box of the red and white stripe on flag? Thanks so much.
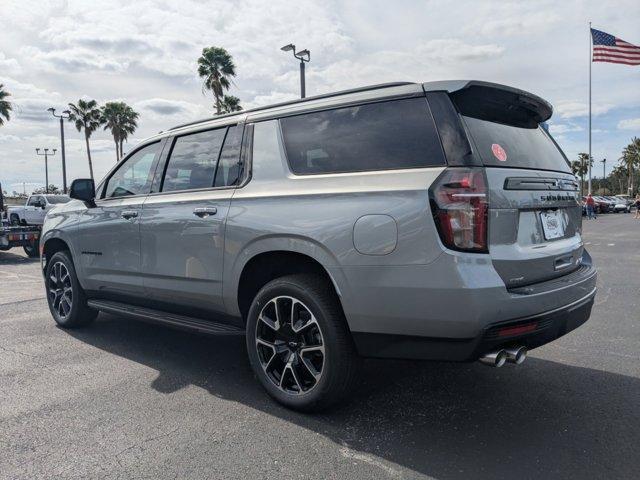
[593,38,640,65]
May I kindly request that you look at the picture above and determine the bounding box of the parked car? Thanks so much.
[604,196,630,213]
[613,195,633,212]
[8,194,70,225]
[591,196,611,214]
[582,196,607,214]
[40,81,597,411]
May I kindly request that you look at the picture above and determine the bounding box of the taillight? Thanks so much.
[429,167,488,253]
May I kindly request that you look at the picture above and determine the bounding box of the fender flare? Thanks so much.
[223,234,349,318]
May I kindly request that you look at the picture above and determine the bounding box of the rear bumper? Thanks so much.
[331,248,597,360]
[352,287,595,361]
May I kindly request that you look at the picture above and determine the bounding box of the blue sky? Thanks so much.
[0,0,638,194]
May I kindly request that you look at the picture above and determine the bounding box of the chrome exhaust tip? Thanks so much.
[479,350,507,368]
[504,346,527,365]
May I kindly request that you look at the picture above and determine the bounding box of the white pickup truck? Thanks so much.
[7,194,70,226]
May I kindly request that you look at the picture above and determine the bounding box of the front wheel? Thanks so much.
[45,251,98,328]
[246,274,359,412]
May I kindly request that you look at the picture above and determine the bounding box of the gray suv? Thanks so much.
[41,81,597,411]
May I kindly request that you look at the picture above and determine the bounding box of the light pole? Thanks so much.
[48,107,71,193]
[36,148,57,194]
[601,158,606,194]
[281,44,311,99]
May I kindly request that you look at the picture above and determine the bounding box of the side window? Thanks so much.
[214,125,243,187]
[162,128,226,192]
[280,97,446,175]
[27,196,40,206]
[104,142,160,198]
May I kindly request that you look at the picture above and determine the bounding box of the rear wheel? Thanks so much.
[23,239,39,258]
[246,274,359,412]
[9,214,19,226]
[45,251,98,328]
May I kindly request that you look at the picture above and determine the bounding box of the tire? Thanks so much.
[45,250,98,328]
[246,274,359,412]
[9,214,19,226]
[23,239,39,258]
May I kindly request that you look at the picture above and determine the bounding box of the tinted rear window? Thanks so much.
[46,195,70,204]
[162,128,225,192]
[280,98,446,175]
[462,116,571,173]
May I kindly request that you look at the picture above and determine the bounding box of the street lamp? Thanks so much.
[600,158,606,195]
[281,43,311,99]
[35,148,57,194]
[48,107,71,193]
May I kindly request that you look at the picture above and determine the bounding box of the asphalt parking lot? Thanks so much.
[1,214,639,480]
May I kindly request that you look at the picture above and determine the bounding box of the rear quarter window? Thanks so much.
[280,97,446,175]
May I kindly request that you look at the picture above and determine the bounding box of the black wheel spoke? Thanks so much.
[255,295,325,395]
[48,261,73,320]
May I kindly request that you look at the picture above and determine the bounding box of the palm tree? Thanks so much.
[0,84,12,126]
[220,95,242,114]
[68,99,102,180]
[610,164,627,194]
[573,153,592,197]
[197,47,236,115]
[620,137,640,195]
[118,105,139,158]
[102,102,139,162]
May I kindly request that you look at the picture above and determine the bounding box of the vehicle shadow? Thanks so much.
[66,314,639,480]
[0,250,39,265]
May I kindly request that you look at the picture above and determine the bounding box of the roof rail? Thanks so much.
[167,82,416,131]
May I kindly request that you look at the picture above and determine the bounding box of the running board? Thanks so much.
[87,300,245,336]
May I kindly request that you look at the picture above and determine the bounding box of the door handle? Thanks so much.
[121,210,138,219]
[193,207,217,218]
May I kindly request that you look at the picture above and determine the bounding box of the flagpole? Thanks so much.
[588,21,592,195]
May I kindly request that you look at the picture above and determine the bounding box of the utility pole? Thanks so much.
[280,44,311,98]
[48,108,71,193]
[36,148,57,194]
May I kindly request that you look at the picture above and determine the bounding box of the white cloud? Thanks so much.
[0,134,21,143]
[470,11,561,37]
[134,98,207,119]
[554,101,614,119]
[617,118,640,131]
[415,39,505,63]
[12,98,58,122]
[0,53,22,75]
[549,123,584,134]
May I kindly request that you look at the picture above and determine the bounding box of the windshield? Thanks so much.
[462,116,571,173]
[45,195,70,204]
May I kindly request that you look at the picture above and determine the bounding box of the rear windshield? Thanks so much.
[462,116,570,173]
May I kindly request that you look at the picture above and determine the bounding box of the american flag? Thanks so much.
[591,28,640,65]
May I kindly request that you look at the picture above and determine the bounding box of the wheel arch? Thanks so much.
[228,237,348,325]
[41,232,82,279]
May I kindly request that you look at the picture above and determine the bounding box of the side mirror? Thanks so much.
[40,202,46,210]
[69,178,96,205]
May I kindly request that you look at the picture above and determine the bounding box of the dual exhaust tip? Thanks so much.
[479,346,527,368]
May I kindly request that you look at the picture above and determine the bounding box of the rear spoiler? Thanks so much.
[423,80,553,128]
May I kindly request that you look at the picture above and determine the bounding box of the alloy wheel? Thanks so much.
[48,261,73,320]
[255,296,325,395]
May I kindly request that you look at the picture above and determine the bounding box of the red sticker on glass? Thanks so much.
[492,143,507,162]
